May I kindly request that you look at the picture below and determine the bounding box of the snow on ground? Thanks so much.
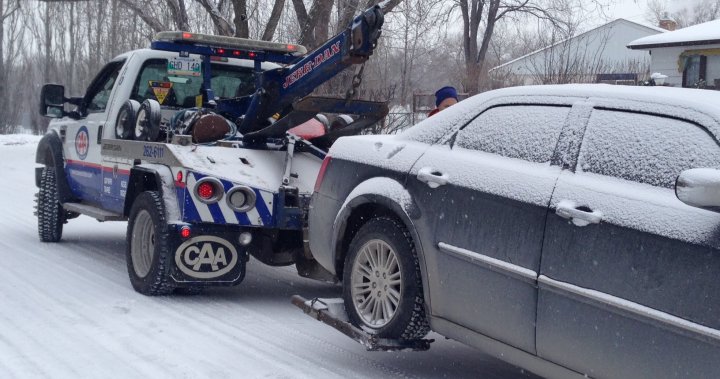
[0,135,539,379]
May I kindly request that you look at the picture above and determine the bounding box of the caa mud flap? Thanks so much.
[169,225,248,287]
[291,295,433,351]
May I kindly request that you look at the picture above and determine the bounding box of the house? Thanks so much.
[627,19,720,89]
[489,19,665,87]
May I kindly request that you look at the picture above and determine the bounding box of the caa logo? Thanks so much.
[75,126,89,160]
[174,236,238,279]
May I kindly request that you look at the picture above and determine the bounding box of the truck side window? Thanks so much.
[86,60,125,113]
[577,109,720,188]
[455,105,570,163]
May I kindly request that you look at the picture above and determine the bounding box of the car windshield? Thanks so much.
[131,59,255,108]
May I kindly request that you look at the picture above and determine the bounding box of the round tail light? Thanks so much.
[194,177,224,204]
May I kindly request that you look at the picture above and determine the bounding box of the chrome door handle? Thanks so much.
[556,200,602,227]
[417,166,448,189]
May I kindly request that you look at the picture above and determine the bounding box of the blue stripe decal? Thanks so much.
[207,202,226,224]
[235,210,251,225]
[253,189,274,225]
[65,162,102,203]
[176,187,186,218]
[183,188,202,222]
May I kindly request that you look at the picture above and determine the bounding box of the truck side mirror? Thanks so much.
[675,168,720,212]
[39,84,66,118]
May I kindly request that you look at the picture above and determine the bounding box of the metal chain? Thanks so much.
[345,63,366,101]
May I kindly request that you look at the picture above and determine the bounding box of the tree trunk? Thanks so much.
[230,0,249,37]
[261,0,285,41]
[196,0,235,36]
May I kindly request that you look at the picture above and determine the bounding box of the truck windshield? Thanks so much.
[131,58,255,108]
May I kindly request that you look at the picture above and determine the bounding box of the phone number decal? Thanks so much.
[143,145,165,159]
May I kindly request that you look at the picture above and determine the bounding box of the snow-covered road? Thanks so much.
[0,135,539,378]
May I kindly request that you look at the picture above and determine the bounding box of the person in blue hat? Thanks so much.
[428,86,458,117]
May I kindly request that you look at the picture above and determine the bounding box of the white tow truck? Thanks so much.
[34,6,387,295]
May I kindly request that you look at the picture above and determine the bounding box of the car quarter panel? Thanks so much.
[538,105,720,378]
[308,135,430,277]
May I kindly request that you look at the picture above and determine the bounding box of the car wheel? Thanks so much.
[343,217,430,339]
[126,191,175,295]
[37,167,63,242]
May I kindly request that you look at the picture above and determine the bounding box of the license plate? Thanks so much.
[168,57,202,77]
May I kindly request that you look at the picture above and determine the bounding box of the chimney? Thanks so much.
[659,12,677,31]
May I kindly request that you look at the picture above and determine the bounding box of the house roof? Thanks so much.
[628,19,720,49]
[490,18,664,72]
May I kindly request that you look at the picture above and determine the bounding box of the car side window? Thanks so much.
[455,105,570,163]
[86,60,125,113]
[577,109,720,188]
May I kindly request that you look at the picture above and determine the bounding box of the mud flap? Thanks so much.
[290,295,433,351]
[170,231,248,287]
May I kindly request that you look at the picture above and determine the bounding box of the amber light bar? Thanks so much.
[154,31,308,56]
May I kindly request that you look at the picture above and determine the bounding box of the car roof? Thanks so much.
[402,84,720,144]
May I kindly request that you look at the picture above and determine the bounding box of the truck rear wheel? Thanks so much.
[126,191,174,295]
[37,167,63,242]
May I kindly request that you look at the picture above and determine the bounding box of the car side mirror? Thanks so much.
[675,168,720,211]
[39,84,66,118]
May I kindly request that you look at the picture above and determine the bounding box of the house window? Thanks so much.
[683,55,707,87]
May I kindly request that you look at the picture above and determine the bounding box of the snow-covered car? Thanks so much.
[308,84,720,378]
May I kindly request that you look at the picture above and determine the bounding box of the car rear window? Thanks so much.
[578,109,720,188]
[455,105,569,163]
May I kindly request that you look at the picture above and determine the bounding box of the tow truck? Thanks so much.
[35,5,387,296]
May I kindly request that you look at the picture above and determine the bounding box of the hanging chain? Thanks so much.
[345,63,366,101]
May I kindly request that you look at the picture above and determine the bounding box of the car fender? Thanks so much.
[35,130,75,203]
[331,177,431,308]
[125,164,182,223]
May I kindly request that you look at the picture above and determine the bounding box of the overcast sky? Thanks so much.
[605,0,704,24]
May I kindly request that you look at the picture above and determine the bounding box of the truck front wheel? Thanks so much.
[126,191,175,295]
[37,167,63,242]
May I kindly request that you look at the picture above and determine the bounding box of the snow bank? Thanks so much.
[0,133,42,146]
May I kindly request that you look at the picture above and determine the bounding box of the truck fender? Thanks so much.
[330,177,429,300]
[35,131,75,203]
[124,164,182,222]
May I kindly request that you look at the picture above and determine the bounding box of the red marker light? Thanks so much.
[197,182,215,199]
[248,52,256,58]
[217,48,225,54]
[182,32,192,39]
[287,45,296,51]
[176,170,183,183]
[233,50,241,56]
[180,226,191,239]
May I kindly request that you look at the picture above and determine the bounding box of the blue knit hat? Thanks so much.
[435,86,458,107]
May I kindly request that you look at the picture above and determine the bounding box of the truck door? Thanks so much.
[65,60,125,206]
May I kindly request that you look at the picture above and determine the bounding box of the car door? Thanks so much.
[65,60,125,205]
[407,101,575,353]
[537,105,720,378]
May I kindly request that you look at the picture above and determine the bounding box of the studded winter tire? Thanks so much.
[343,217,430,339]
[37,167,63,242]
[126,191,175,296]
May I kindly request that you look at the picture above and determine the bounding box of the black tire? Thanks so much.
[343,217,430,339]
[37,167,63,242]
[115,99,141,139]
[126,191,175,295]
